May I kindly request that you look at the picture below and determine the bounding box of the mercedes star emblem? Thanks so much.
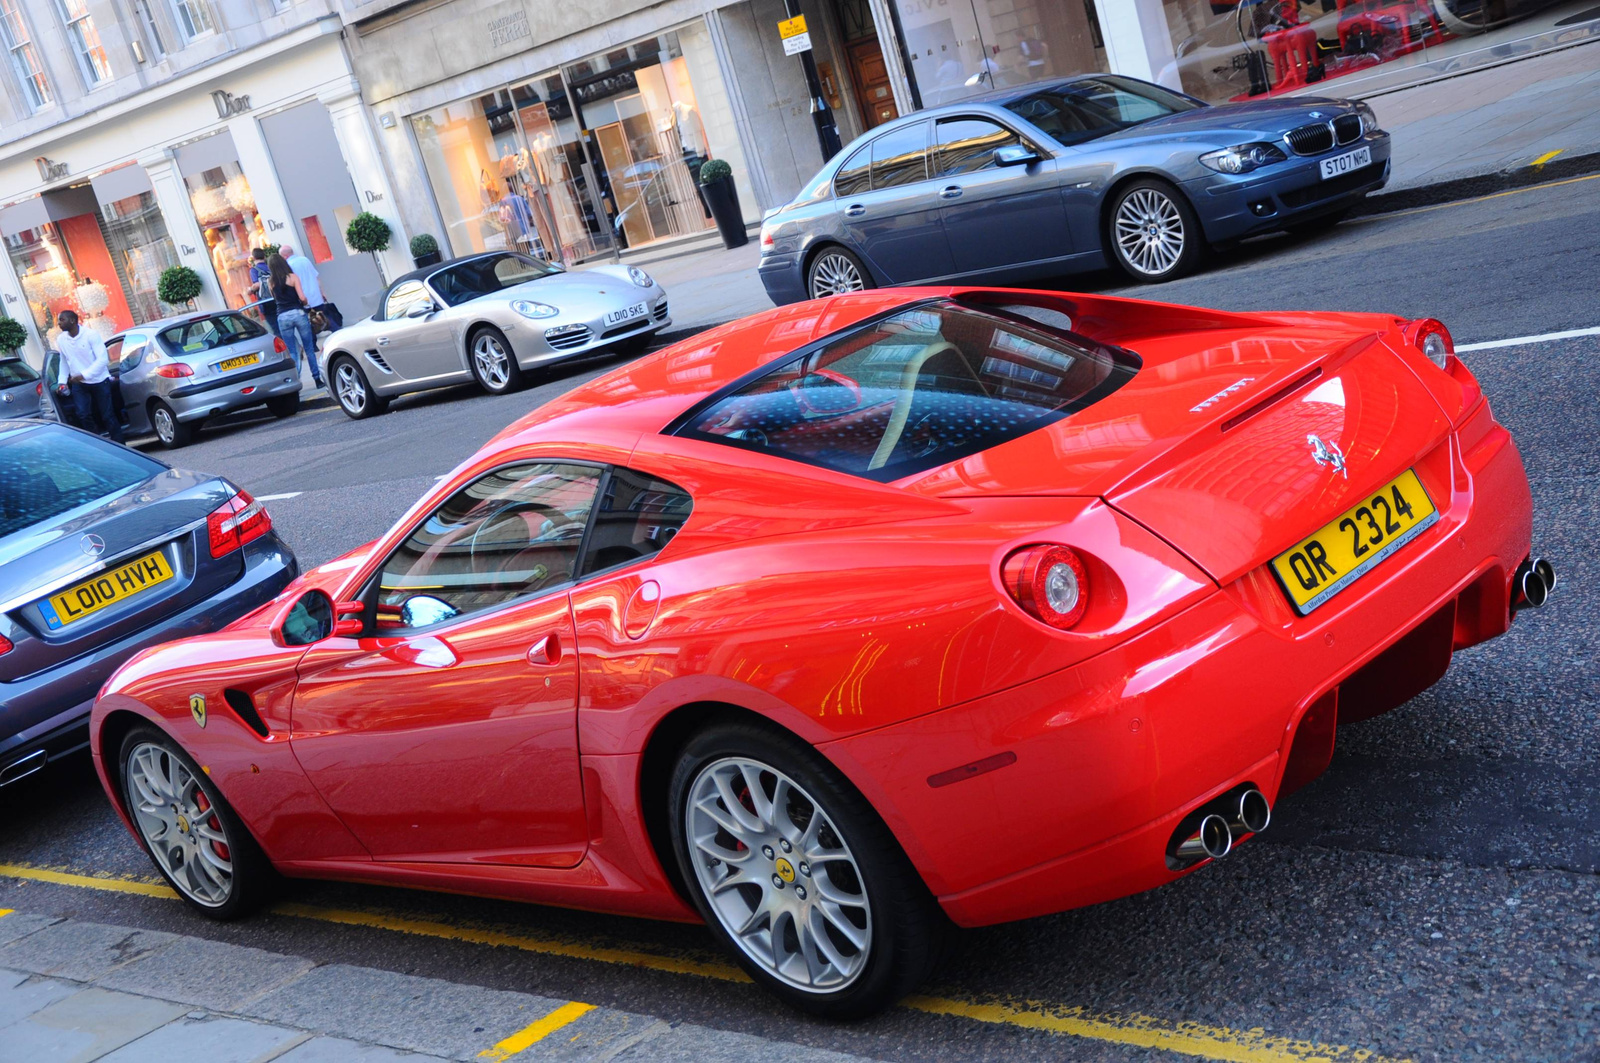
[80,533,106,557]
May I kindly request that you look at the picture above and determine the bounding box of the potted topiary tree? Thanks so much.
[157,265,203,311]
[0,315,28,359]
[410,233,442,268]
[346,211,393,283]
[698,159,747,249]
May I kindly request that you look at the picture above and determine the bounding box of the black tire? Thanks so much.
[468,326,524,395]
[149,400,194,448]
[118,725,275,920]
[329,355,388,420]
[666,717,946,1018]
[266,393,300,418]
[806,246,876,300]
[1105,178,1205,283]
[1286,207,1351,237]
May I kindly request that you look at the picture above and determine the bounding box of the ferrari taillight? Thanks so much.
[1405,318,1454,370]
[1001,544,1089,630]
[207,490,272,558]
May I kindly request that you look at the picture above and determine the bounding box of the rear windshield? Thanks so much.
[0,359,40,385]
[1005,76,1200,146]
[669,299,1137,481]
[0,425,162,539]
[158,314,265,356]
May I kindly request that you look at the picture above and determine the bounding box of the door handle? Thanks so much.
[376,337,391,346]
[526,633,562,667]
[843,204,866,217]
[940,186,963,199]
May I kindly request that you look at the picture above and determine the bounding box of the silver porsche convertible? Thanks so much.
[322,252,670,419]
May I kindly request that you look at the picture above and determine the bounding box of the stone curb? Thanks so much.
[1356,150,1600,216]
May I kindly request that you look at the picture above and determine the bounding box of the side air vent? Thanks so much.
[223,689,270,738]
[366,350,394,373]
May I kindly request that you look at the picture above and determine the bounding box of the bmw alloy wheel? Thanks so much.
[473,333,511,390]
[685,756,873,993]
[125,741,233,907]
[1114,188,1187,277]
[810,252,866,298]
[335,362,366,414]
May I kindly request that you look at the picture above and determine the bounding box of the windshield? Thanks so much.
[670,300,1138,482]
[0,425,162,539]
[158,314,265,356]
[0,359,40,386]
[1005,76,1201,146]
[429,254,562,307]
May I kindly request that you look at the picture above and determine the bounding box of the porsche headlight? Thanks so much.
[1199,142,1288,174]
[511,300,559,320]
[1355,101,1381,135]
[627,266,654,288]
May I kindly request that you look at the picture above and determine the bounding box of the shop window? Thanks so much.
[53,0,111,86]
[0,0,53,111]
[183,161,263,310]
[895,0,1108,108]
[99,192,180,325]
[301,216,334,264]
[168,0,213,42]
[934,118,1021,177]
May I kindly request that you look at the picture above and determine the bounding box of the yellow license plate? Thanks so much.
[218,353,261,371]
[1270,469,1438,615]
[42,551,175,630]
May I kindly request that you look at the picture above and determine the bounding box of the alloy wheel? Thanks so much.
[685,756,873,993]
[335,362,366,414]
[473,334,511,390]
[1114,189,1187,277]
[810,253,865,298]
[153,406,175,444]
[125,741,233,907]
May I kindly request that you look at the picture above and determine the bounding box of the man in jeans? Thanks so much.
[281,245,343,332]
[54,310,123,443]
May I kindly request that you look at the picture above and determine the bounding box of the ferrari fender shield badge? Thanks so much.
[190,694,207,728]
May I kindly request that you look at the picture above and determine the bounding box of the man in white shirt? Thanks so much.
[54,310,123,443]
[281,244,342,331]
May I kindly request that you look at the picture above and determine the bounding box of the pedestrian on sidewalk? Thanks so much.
[249,248,279,337]
[281,244,343,333]
[53,310,124,443]
[268,253,325,388]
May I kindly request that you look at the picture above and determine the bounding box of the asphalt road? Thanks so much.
[3,175,1598,1063]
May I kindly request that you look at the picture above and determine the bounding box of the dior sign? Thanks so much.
[35,157,68,181]
[211,90,252,118]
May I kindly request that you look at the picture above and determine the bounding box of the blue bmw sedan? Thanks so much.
[0,420,296,786]
[759,74,1390,299]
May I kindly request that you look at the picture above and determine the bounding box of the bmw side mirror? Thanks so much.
[994,145,1039,167]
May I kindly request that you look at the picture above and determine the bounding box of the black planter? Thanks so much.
[701,176,748,249]
[412,250,443,268]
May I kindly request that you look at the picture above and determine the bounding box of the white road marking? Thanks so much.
[1457,326,1600,351]
[255,492,302,502]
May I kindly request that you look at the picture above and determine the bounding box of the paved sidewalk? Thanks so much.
[0,909,881,1063]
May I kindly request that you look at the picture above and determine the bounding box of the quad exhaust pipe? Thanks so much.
[1169,787,1271,867]
[1512,557,1556,613]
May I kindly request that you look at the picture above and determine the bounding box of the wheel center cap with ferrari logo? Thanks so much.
[774,857,796,883]
[175,812,191,835]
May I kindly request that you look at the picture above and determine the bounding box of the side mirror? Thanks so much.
[405,300,437,319]
[994,144,1040,167]
[276,590,334,646]
[399,595,458,629]
[333,600,366,637]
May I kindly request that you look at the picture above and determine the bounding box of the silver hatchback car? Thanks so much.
[0,358,44,419]
[322,251,670,419]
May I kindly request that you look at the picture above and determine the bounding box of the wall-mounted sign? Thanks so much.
[778,14,812,56]
[364,190,384,203]
[211,90,252,119]
[181,243,197,255]
[487,7,531,48]
[35,157,69,181]
[268,219,285,231]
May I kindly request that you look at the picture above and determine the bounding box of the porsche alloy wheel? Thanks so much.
[470,328,523,394]
[807,248,872,300]
[1109,181,1201,282]
[331,357,387,420]
[126,739,235,906]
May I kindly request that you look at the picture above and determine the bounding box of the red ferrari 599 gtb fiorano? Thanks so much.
[90,288,1550,1016]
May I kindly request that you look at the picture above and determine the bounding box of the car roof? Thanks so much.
[386,250,529,289]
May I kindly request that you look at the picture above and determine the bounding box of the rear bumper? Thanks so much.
[0,534,297,780]
[758,253,808,307]
[168,359,302,422]
[1186,132,1392,243]
[822,405,1531,927]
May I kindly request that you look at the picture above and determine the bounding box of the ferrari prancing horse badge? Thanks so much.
[189,694,207,728]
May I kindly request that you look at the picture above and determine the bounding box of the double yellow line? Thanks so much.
[1,862,1411,1063]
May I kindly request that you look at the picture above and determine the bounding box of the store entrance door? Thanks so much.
[259,101,385,320]
[845,38,899,129]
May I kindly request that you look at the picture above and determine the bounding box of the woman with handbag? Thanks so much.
[268,253,325,388]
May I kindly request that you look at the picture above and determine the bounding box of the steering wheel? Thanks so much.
[467,503,579,575]
[792,367,862,417]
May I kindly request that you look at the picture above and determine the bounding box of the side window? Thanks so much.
[105,339,124,365]
[384,280,432,321]
[121,343,147,369]
[834,145,871,198]
[376,462,602,629]
[870,122,929,190]
[934,118,1022,178]
[580,468,693,573]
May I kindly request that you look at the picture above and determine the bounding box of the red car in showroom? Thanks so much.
[90,287,1549,1016]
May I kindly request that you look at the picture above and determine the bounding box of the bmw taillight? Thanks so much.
[207,490,272,558]
[1405,318,1454,370]
[759,226,775,252]
[273,337,286,354]
[154,362,194,378]
[1001,544,1088,629]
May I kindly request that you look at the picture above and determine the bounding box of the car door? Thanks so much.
[372,279,460,384]
[933,116,1075,278]
[114,333,156,434]
[289,460,603,866]
[834,120,956,284]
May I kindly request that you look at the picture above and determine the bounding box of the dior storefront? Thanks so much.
[0,21,403,365]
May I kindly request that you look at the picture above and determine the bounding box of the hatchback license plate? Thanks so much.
[1270,469,1438,614]
[1320,145,1371,180]
[41,550,175,629]
[217,353,261,372]
[604,303,647,327]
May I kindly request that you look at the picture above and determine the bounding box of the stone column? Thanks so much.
[226,113,296,251]
[318,78,410,284]
[1092,0,1180,89]
[137,151,226,313]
